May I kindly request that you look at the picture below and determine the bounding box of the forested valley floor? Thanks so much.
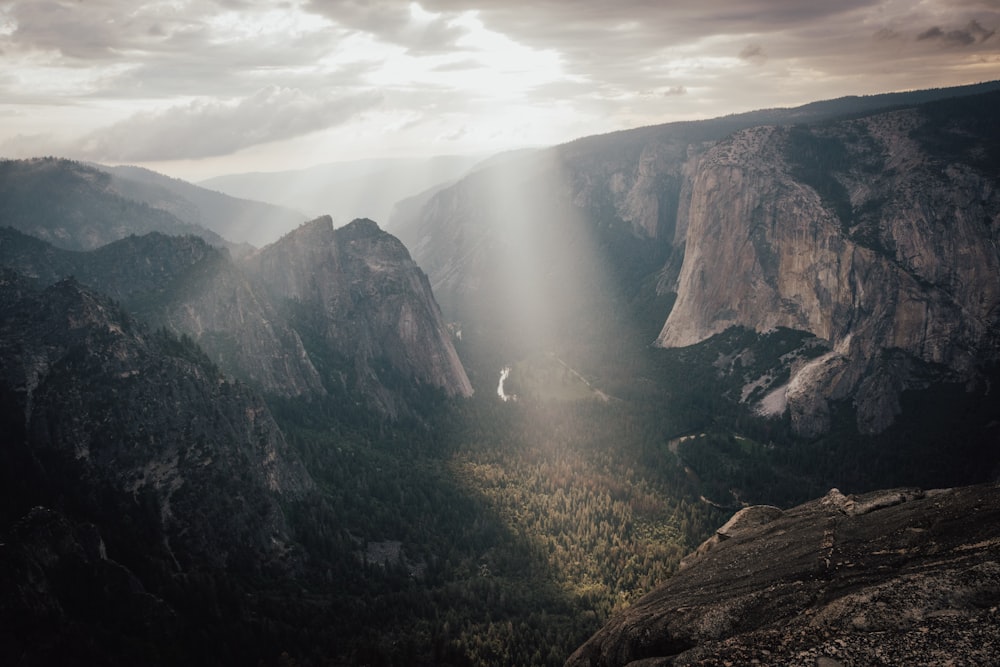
[255,332,999,667]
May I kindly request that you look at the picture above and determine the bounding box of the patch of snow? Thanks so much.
[755,383,788,418]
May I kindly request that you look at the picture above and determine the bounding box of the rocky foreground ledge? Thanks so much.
[566,484,1000,666]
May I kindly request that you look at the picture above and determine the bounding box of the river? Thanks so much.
[497,366,514,402]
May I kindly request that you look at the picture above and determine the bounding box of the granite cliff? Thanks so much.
[657,96,1000,435]
[0,228,326,398]
[244,216,473,413]
[391,84,1000,433]
[566,483,1000,667]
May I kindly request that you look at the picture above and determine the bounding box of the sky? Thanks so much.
[1,0,998,182]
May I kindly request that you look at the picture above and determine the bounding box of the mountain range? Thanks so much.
[1,80,999,666]
[390,81,1000,437]
[0,215,471,415]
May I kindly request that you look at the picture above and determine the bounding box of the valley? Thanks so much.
[1,82,999,666]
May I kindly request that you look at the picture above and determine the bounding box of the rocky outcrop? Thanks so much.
[566,483,1000,667]
[676,504,784,570]
[97,234,326,398]
[244,216,473,412]
[656,96,1000,434]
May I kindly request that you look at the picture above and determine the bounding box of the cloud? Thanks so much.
[872,27,902,42]
[2,0,999,171]
[431,58,482,72]
[2,0,206,60]
[739,43,767,63]
[421,0,878,55]
[439,125,467,141]
[917,20,996,46]
[77,86,383,161]
[0,0,363,96]
[304,0,469,54]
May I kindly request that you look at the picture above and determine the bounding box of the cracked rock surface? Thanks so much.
[566,484,1000,666]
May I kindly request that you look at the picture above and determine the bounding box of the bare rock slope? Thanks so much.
[391,85,1000,434]
[244,216,473,412]
[657,100,1000,435]
[566,483,1000,667]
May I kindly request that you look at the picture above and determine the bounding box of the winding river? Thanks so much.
[497,366,514,402]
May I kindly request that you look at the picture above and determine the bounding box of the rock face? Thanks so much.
[244,216,473,412]
[391,85,1000,433]
[656,98,1000,435]
[0,270,322,664]
[565,483,1000,667]
[0,216,473,411]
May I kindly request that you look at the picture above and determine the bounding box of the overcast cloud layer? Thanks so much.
[1,0,998,178]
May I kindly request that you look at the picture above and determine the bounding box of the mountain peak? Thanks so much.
[245,212,473,409]
[284,214,335,242]
[338,217,382,239]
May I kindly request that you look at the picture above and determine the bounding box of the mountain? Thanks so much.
[243,216,473,413]
[0,228,327,398]
[389,82,1000,434]
[0,158,231,251]
[0,270,313,549]
[0,217,472,412]
[565,482,1000,666]
[656,94,1000,435]
[200,154,482,230]
[0,157,311,251]
[0,271,313,664]
[96,164,308,248]
[2,82,999,666]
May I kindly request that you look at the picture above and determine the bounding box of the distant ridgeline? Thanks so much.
[0,157,306,249]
